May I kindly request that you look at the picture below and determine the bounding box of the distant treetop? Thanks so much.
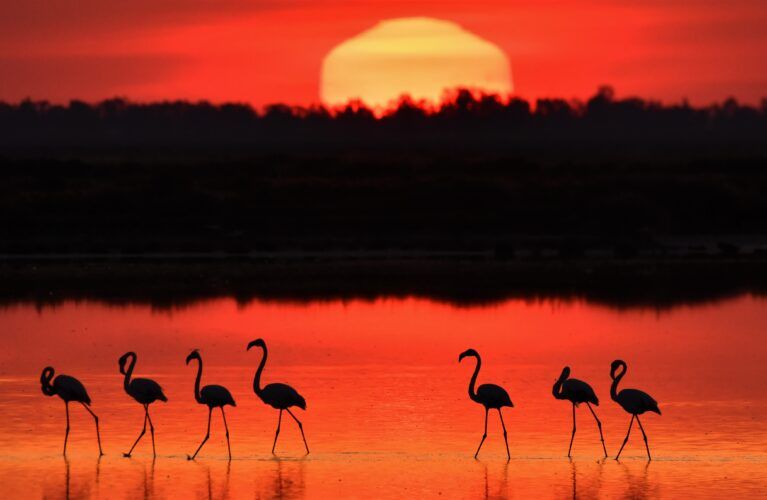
[1,86,765,155]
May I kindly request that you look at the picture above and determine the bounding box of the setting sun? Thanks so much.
[321,17,513,109]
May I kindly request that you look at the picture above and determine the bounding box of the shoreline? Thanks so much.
[3,255,767,310]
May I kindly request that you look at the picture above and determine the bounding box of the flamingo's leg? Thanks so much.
[272,409,283,454]
[474,408,489,459]
[586,402,607,458]
[287,408,310,454]
[635,415,651,461]
[145,405,156,457]
[498,408,510,460]
[189,407,212,460]
[615,414,635,460]
[63,401,70,456]
[568,403,577,457]
[221,407,232,459]
[124,409,148,457]
[81,402,104,455]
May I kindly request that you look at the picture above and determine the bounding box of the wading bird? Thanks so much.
[458,349,513,459]
[185,349,236,460]
[552,366,607,457]
[118,351,168,457]
[40,367,104,456]
[247,338,309,454]
[610,359,660,460]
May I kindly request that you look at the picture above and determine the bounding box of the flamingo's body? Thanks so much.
[552,366,607,457]
[40,367,103,455]
[610,360,660,460]
[125,378,166,406]
[458,349,513,459]
[258,383,306,411]
[199,385,236,407]
[613,388,660,416]
[247,338,309,454]
[185,350,236,460]
[119,351,167,457]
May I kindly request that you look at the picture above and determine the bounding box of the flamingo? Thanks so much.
[118,351,168,457]
[185,349,236,460]
[40,367,104,456]
[610,359,660,460]
[458,349,513,459]
[552,366,607,457]
[247,338,309,454]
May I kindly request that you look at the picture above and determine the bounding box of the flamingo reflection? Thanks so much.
[198,460,232,500]
[552,366,608,457]
[268,457,306,499]
[65,457,70,499]
[458,349,513,459]
[569,458,605,500]
[58,456,101,500]
[621,462,654,499]
[610,360,660,460]
[131,458,156,500]
[482,460,510,499]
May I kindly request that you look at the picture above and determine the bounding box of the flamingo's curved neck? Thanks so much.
[553,373,567,400]
[467,355,481,403]
[192,357,203,404]
[123,354,136,393]
[611,365,625,401]
[253,345,267,397]
[40,369,56,396]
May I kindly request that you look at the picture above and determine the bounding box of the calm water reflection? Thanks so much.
[1,295,767,497]
[10,454,765,499]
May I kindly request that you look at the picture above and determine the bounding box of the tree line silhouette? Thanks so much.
[2,86,767,308]
[1,86,766,154]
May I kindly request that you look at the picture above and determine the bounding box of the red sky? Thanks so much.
[1,0,766,106]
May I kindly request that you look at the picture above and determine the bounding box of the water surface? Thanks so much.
[1,295,766,497]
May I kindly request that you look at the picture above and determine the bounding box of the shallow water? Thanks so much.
[1,295,767,498]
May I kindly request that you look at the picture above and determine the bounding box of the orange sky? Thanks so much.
[1,0,766,106]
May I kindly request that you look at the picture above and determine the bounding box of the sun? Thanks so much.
[321,17,513,109]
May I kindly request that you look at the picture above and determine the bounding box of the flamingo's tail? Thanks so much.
[296,395,307,410]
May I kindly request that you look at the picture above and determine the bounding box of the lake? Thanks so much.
[1,295,766,498]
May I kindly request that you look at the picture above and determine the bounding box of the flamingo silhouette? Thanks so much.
[247,338,309,454]
[118,351,168,457]
[552,366,608,457]
[458,349,513,459]
[40,367,104,456]
[610,360,660,460]
[185,349,236,460]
